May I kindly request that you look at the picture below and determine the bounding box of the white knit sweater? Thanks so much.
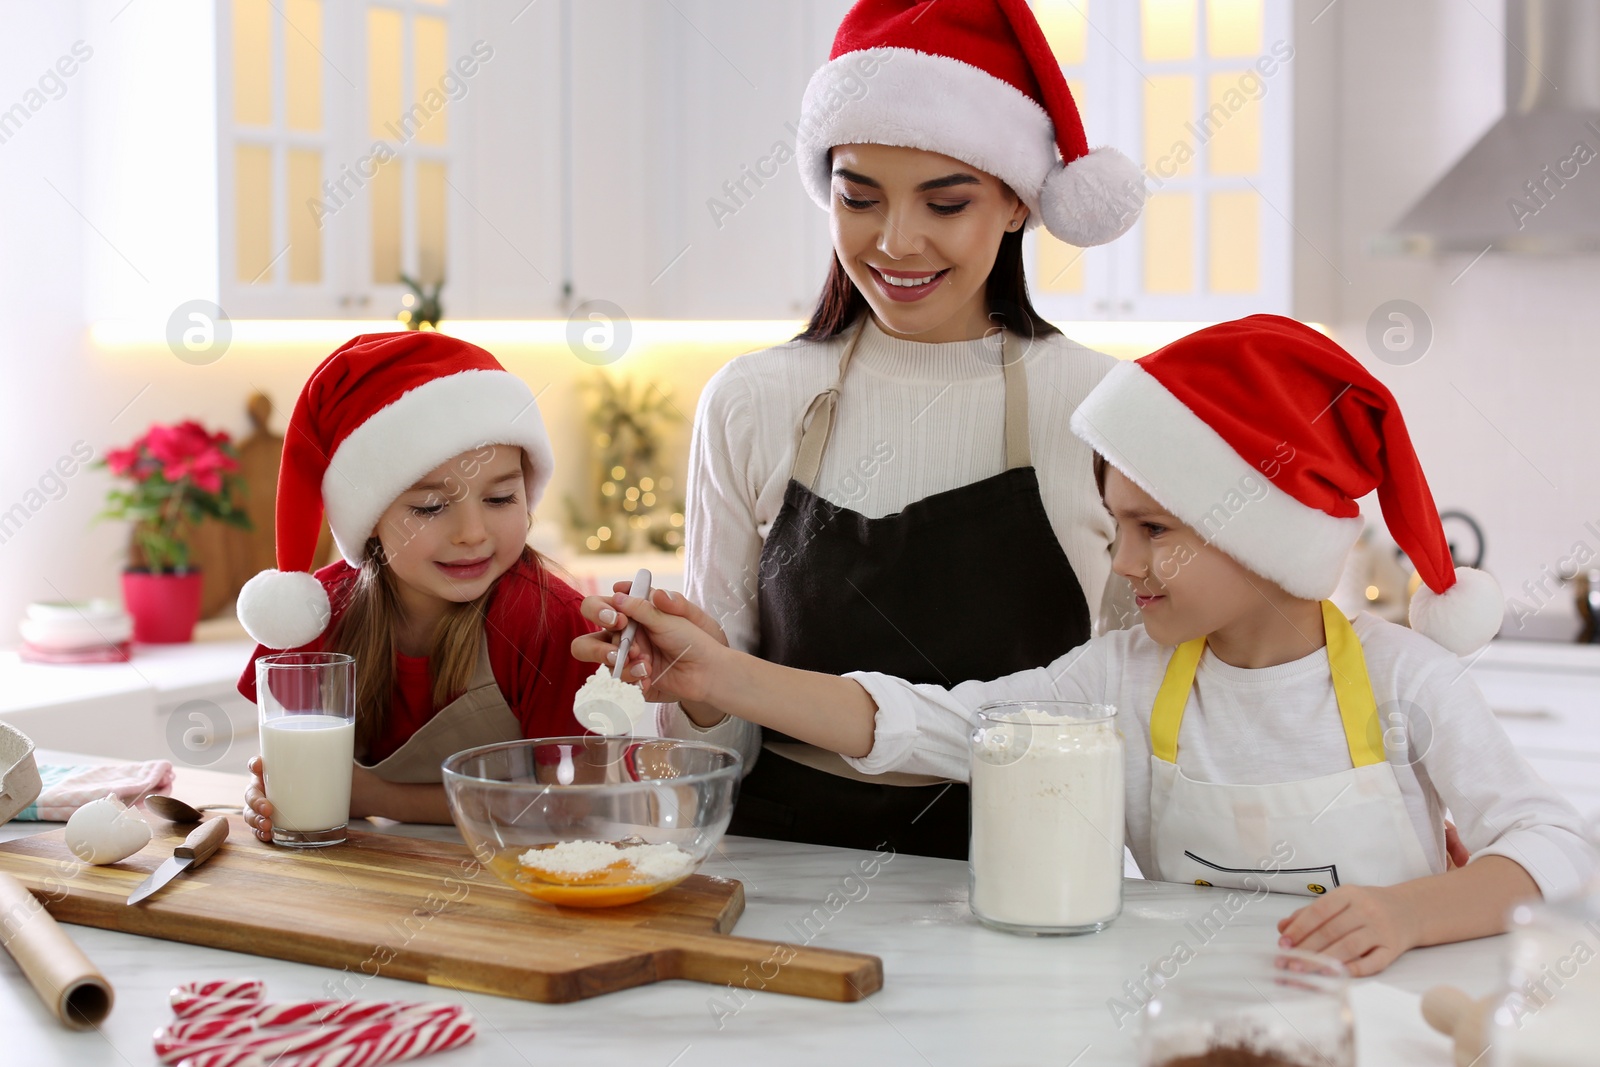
[659,316,1130,773]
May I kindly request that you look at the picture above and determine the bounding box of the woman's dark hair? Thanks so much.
[796,225,1062,343]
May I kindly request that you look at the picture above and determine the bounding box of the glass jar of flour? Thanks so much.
[969,700,1124,935]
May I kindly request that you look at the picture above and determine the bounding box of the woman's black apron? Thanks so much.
[734,317,1093,859]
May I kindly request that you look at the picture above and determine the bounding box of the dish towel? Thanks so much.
[12,760,175,821]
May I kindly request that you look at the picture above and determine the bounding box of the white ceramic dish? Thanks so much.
[19,614,133,650]
[25,599,123,624]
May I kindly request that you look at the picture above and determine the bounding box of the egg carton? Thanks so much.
[0,721,42,826]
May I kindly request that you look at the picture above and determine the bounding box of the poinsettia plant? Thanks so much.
[96,420,252,573]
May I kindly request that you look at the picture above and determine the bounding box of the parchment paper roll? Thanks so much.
[0,872,113,1029]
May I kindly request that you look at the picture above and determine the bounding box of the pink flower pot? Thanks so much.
[121,570,204,644]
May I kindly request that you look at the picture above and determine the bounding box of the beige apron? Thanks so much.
[357,636,524,784]
[1147,602,1435,896]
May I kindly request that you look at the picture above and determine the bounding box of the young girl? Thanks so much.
[236,332,592,840]
[634,0,1146,860]
[579,315,1598,976]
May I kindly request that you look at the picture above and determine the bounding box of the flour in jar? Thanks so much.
[969,705,1124,930]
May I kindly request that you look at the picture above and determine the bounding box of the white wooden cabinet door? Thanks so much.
[656,0,836,320]
[447,0,565,319]
[563,0,847,321]
[216,0,471,320]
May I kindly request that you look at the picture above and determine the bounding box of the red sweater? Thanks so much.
[237,555,593,760]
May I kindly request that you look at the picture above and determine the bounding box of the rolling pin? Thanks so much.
[1422,984,1495,1067]
[0,872,114,1029]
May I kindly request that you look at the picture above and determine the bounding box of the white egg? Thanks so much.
[64,794,152,865]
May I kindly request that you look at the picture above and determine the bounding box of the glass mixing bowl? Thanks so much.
[442,737,741,908]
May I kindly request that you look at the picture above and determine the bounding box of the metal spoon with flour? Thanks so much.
[574,568,653,737]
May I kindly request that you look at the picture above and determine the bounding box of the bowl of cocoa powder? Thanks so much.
[1138,948,1353,1067]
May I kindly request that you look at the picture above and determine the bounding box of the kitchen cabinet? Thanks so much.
[84,0,1334,324]
[1470,641,1600,825]
[560,0,852,320]
[217,0,478,319]
[83,0,565,324]
[1027,0,1313,322]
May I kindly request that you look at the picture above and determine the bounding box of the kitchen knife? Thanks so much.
[126,817,228,906]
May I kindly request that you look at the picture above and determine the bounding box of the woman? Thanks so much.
[582,0,1144,859]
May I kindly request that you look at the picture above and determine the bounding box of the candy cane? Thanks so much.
[166,1012,457,1067]
[175,1013,476,1067]
[258,1014,477,1067]
[155,1018,260,1060]
[171,996,452,1025]
[275,1023,476,1067]
[170,980,265,1005]
[156,1006,464,1065]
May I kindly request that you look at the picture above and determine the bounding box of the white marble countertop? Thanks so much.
[0,809,1498,1067]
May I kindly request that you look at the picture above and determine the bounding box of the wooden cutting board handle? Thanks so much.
[649,929,883,1002]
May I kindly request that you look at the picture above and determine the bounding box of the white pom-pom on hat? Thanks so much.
[1409,566,1504,656]
[1039,146,1147,248]
[237,569,332,650]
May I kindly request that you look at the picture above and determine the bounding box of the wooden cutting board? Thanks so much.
[0,817,882,1004]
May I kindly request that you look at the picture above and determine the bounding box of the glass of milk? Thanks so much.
[256,652,356,847]
[969,700,1123,935]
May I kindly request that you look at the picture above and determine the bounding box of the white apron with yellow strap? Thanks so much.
[1147,601,1434,896]
[356,636,523,784]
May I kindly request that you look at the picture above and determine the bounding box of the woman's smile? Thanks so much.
[867,265,950,302]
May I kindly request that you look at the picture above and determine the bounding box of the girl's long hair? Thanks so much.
[327,539,547,754]
[795,225,1061,343]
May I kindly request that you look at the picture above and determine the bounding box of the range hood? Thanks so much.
[1380,0,1600,256]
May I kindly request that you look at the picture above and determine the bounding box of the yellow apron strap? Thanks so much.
[1322,600,1386,768]
[1149,604,1383,768]
[1150,637,1205,764]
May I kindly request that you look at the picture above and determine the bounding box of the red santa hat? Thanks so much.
[1070,315,1504,655]
[797,0,1144,247]
[236,332,555,650]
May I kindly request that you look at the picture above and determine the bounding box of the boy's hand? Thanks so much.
[1276,884,1420,976]
[244,757,274,843]
[572,585,729,704]
[599,590,732,706]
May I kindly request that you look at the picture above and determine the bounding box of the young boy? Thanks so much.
[576,315,1597,976]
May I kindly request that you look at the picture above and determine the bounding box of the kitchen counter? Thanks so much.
[0,799,1497,1065]
[0,639,260,774]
